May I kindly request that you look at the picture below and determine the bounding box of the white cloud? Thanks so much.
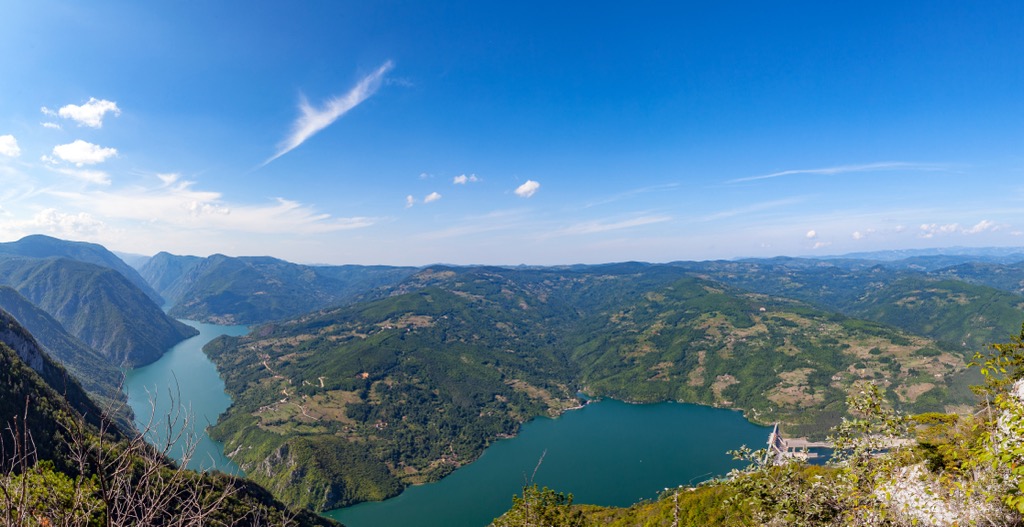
[405,195,415,208]
[514,180,540,198]
[52,140,117,166]
[418,172,432,180]
[40,106,57,117]
[266,60,394,165]
[29,208,105,235]
[805,229,817,239]
[812,241,832,249]
[917,220,1000,238]
[965,219,998,234]
[41,122,62,130]
[453,174,479,185]
[424,192,442,204]
[0,135,20,157]
[48,177,376,235]
[851,231,864,240]
[56,98,121,128]
[918,223,960,239]
[731,162,946,183]
[54,168,112,185]
[157,173,180,186]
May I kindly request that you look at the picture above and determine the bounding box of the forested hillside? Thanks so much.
[141,252,416,324]
[204,265,985,510]
[0,286,129,420]
[0,234,163,304]
[0,307,339,527]
[0,256,197,366]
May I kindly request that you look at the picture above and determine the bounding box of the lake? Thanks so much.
[122,319,249,475]
[126,322,772,527]
[325,399,770,527]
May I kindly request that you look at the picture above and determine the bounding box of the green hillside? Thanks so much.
[0,307,339,527]
[204,267,975,510]
[0,256,197,366]
[0,234,163,304]
[674,259,1024,350]
[0,286,129,423]
[141,252,417,324]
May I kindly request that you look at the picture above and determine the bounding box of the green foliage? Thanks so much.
[0,256,197,367]
[204,265,988,510]
[492,485,584,527]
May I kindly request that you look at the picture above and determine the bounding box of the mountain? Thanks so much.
[203,266,972,510]
[933,261,1024,296]
[138,251,204,305]
[0,308,115,471]
[113,250,152,270]
[140,252,416,324]
[0,286,128,416]
[0,234,163,304]
[829,246,1024,262]
[0,310,339,527]
[672,259,1024,350]
[0,256,197,366]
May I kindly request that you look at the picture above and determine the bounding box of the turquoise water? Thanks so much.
[124,322,771,526]
[326,399,770,527]
[123,320,249,475]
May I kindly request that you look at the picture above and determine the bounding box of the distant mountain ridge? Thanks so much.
[204,265,977,511]
[0,234,163,304]
[0,256,197,366]
[140,252,417,324]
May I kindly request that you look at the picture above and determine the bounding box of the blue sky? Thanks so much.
[1,1,1023,265]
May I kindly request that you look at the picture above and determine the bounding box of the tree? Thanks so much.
[492,484,585,527]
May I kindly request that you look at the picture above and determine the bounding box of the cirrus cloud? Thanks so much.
[266,60,394,165]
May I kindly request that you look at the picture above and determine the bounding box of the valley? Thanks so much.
[1,235,1023,524]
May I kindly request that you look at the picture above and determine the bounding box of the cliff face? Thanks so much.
[0,307,107,432]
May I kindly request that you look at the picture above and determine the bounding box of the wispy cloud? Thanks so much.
[52,167,112,185]
[405,195,415,208]
[584,183,680,208]
[265,60,394,165]
[514,180,540,198]
[420,209,535,240]
[729,162,946,183]
[47,176,377,234]
[549,215,672,237]
[700,197,805,222]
